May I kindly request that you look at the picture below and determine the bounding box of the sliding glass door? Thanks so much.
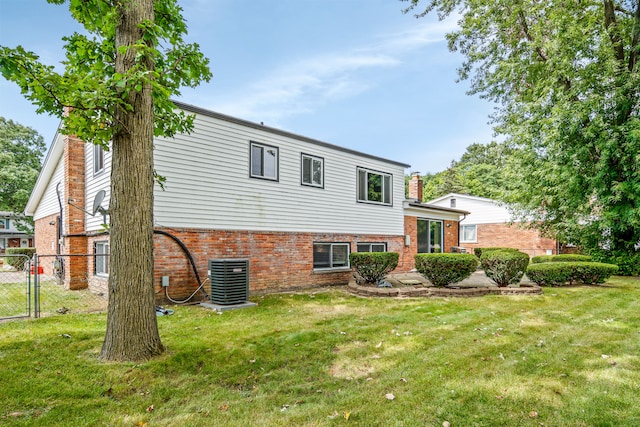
[417,219,443,253]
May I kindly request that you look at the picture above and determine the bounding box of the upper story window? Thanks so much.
[450,198,457,208]
[250,142,278,181]
[357,167,392,205]
[460,224,477,243]
[0,219,8,229]
[94,144,105,175]
[356,242,387,252]
[301,153,323,188]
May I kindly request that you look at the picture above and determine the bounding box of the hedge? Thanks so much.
[590,251,640,276]
[4,247,36,270]
[480,249,530,287]
[350,252,399,284]
[526,262,619,286]
[531,254,592,264]
[414,253,478,287]
[473,247,521,258]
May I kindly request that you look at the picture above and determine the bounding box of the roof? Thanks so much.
[426,193,503,205]
[406,201,470,215]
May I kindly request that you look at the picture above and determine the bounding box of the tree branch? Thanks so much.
[604,0,625,64]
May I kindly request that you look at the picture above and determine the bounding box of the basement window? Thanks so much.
[313,242,350,270]
[94,241,110,276]
[356,242,387,252]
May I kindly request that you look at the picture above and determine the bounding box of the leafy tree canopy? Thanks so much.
[0,117,45,229]
[405,0,640,255]
[0,0,212,148]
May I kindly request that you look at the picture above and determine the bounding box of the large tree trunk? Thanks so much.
[100,0,164,361]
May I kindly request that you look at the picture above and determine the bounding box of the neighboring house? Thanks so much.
[0,212,33,254]
[427,193,558,257]
[25,102,465,299]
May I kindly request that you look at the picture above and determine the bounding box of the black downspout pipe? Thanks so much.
[154,229,208,298]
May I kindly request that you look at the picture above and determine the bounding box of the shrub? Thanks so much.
[350,252,399,284]
[531,254,592,264]
[473,247,520,258]
[526,262,619,286]
[480,249,530,287]
[414,253,478,287]
[4,247,36,270]
[590,250,640,276]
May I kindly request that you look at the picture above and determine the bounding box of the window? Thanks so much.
[357,242,387,252]
[250,142,278,180]
[357,167,392,205]
[94,144,105,174]
[0,219,7,229]
[417,219,443,253]
[460,224,477,243]
[94,241,109,275]
[301,153,323,187]
[450,198,456,208]
[313,242,350,270]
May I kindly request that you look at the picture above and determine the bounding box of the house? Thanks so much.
[0,211,34,255]
[25,102,466,299]
[427,193,558,257]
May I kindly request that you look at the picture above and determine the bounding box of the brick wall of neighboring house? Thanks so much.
[401,217,460,271]
[460,222,557,257]
[152,228,406,302]
[33,214,59,275]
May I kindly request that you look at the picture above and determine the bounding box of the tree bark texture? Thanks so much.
[100,0,164,361]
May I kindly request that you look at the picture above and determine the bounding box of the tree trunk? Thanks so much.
[100,0,164,361]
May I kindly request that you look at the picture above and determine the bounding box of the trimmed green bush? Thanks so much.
[531,254,592,264]
[473,247,520,258]
[526,262,618,286]
[590,250,640,276]
[4,247,36,270]
[350,252,399,284]
[480,249,530,287]
[414,253,478,287]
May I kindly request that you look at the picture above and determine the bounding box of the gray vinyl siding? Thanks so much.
[33,159,64,221]
[85,143,111,231]
[153,112,406,235]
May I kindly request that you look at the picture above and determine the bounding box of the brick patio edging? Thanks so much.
[347,280,543,298]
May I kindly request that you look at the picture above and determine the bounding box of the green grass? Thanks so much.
[1,277,640,426]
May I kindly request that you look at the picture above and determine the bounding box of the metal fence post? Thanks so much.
[33,256,39,319]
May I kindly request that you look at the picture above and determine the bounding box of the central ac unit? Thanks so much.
[208,258,249,305]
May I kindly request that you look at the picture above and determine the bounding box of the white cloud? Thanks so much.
[209,17,458,124]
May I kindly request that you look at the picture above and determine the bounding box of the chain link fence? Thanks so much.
[1,254,107,320]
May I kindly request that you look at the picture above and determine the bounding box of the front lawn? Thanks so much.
[1,277,639,426]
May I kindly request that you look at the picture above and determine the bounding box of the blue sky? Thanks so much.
[0,0,495,173]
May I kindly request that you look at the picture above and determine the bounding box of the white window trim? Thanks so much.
[250,141,279,181]
[313,242,351,271]
[94,240,110,276]
[301,153,324,188]
[356,167,393,206]
[356,242,387,252]
[94,144,105,175]
[460,224,477,243]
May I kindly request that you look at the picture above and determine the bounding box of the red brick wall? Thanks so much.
[153,228,405,301]
[34,214,59,275]
[401,217,460,271]
[460,222,557,257]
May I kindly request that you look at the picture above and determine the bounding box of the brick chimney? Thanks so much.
[408,172,423,202]
[61,108,88,290]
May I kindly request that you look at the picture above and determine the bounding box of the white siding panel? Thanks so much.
[430,196,513,224]
[33,158,64,220]
[85,143,112,231]
[153,113,405,235]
